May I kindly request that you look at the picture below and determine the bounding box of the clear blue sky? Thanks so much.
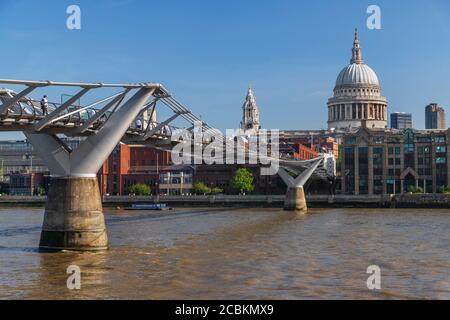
[0,0,449,140]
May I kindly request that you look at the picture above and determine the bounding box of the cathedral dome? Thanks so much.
[335,63,379,87]
[327,29,388,130]
[334,29,380,90]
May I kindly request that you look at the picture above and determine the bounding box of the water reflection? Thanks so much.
[32,251,109,299]
[0,207,449,299]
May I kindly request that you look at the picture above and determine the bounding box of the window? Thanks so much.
[404,143,414,153]
[417,137,431,143]
[419,168,432,175]
[374,147,383,154]
[436,157,446,164]
[436,146,446,153]
[373,136,384,144]
[345,138,356,145]
[358,147,368,177]
[433,136,445,143]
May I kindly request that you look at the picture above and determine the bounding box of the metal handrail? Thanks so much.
[0,78,211,137]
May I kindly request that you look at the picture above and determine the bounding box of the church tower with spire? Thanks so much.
[240,87,261,136]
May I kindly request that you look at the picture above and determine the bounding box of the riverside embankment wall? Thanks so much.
[1,194,449,208]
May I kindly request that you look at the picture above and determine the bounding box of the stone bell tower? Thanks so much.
[240,87,261,136]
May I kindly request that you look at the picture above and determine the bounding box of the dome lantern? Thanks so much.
[351,28,363,64]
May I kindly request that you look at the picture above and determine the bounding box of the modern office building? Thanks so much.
[390,112,412,129]
[0,140,51,177]
[341,125,450,194]
[8,172,46,196]
[0,138,84,175]
[0,140,172,196]
[425,103,446,129]
[327,29,388,130]
[159,164,194,195]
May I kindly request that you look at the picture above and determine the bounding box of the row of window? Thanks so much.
[335,88,380,95]
[372,156,444,166]
[345,136,446,145]
[344,145,447,155]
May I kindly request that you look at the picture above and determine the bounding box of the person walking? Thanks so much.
[40,95,48,116]
[135,118,142,130]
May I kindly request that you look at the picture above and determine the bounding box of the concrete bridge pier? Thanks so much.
[25,88,155,251]
[278,157,324,212]
[40,177,107,251]
[284,186,307,212]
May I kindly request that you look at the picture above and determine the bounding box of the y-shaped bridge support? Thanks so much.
[25,88,155,251]
[278,157,324,212]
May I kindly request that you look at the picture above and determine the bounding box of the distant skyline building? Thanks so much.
[390,112,412,129]
[327,29,388,130]
[240,87,261,136]
[425,103,446,129]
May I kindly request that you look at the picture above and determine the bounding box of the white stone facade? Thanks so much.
[240,87,261,136]
[327,30,388,130]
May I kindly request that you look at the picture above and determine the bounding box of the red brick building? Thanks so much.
[279,142,319,160]
[97,140,326,196]
[98,144,171,195]
[279,133,339,159]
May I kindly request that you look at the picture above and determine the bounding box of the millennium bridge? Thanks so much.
[0,79,335,251]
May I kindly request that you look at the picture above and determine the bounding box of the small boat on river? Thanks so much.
[125,203,172,211]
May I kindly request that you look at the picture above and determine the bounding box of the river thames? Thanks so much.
[0,207,449,299]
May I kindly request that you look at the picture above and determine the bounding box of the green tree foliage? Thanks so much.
[192,182,211,195]
[35,186,46,196]
[211,187,224,194]
[129,184,151,196]
[407,185,424,194]
[438,185,450,194]
[232,168,254,194]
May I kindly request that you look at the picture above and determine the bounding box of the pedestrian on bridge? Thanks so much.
[40,95,48,116]
[135,118,142,131]
[88,108,96,118]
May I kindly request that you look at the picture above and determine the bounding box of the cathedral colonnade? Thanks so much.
[328,103,387,121]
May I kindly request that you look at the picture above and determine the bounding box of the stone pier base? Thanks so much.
[39,177,108,251]
[284,187,307,212]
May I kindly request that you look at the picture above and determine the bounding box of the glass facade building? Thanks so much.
[390,112,412,129]
[425,103,446,129]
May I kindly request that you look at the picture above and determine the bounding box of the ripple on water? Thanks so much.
[0,207,449,299]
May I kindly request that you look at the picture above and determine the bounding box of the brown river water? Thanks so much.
[0,207,449,299]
